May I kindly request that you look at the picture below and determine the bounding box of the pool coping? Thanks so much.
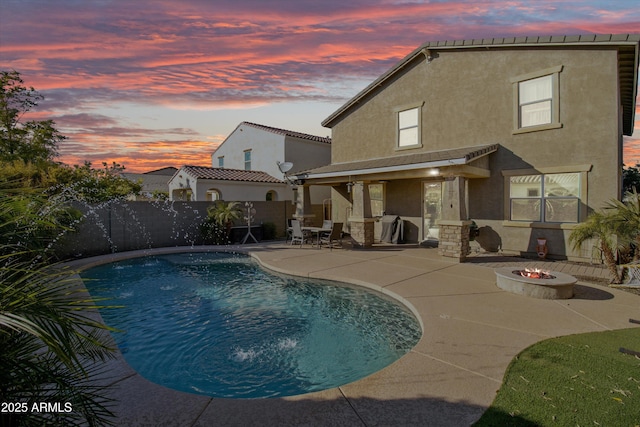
[65,244,640,426]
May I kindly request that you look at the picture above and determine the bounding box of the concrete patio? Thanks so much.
[73,243,640,426]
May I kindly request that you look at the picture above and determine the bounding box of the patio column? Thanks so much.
[438,177,471,261]
[349,181,374,247]
[293,184,314,226]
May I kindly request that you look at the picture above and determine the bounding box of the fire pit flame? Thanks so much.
[513,268,556,280]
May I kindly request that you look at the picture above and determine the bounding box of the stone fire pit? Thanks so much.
[495,267,576,299]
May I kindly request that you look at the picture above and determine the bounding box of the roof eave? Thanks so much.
[298,144,498,181]
[300,157,468,180]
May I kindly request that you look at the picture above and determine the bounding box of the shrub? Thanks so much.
[262,222,277,240]
[201,201,242,244]
[570,190,640,283]
[0,186,117,426]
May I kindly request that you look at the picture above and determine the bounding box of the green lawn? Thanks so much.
[474,327,640,426]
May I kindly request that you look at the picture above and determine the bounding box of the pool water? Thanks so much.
[82,252,422,398]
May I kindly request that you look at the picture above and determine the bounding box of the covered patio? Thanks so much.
[292,144,498,261]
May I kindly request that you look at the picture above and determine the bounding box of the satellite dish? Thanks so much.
[277,161,293,173]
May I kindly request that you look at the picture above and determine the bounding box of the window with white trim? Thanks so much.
[218,156,224,168]
[509,173,580,223]
[244,150,251,170]
[519,75,552,127]
[397,107,420,148]
[512,66,562,133]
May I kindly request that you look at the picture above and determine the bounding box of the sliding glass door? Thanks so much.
[423,182,442,241]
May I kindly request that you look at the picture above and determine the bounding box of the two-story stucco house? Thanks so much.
[295,34,639,261]
[122,166,177,200]
[210,121,331,205]
[168,122,332,204]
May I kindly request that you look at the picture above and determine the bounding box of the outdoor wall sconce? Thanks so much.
[428,168,440,176]
[346,182,354,193]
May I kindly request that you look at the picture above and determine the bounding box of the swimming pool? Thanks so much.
[82,252,422,398]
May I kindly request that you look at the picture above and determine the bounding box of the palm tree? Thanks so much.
[569,211,622,283]
[1,185,118,426]
[605,190,640,261]
[1,254,118,426]
[202,201,242,244]
[570,191,640,284]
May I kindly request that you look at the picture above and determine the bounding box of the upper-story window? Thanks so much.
[397,106,421,148]
[511,66,563,134]
[244,150,251,170]
[218,156,224,168]
[519,75,552,127]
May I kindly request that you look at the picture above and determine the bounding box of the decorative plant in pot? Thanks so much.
[201,201,242,244]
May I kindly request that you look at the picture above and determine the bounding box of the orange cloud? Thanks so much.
[58,137,218,173]
[2,0,640,172]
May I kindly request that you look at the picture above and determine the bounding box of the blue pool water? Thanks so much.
[81,252,422,398]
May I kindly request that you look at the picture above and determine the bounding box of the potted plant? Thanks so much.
[202,201,242,244]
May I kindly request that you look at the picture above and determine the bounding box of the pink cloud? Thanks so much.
[2,0,639,171]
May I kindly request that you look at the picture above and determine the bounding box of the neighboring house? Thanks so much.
[211,121,332,205]
[295,34,639,261]
[168,165,285,202]
[122,166,177,200]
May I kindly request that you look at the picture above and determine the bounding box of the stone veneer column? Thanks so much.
[437,220,472,262]
[436,176,471,261]
[349,181,374,247]
[349,219,375,248]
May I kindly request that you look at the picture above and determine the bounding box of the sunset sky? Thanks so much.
[1,0,639,172]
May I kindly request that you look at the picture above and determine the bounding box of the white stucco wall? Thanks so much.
[210,123,332,204]
[211,124,286,178]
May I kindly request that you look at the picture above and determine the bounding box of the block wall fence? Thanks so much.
[56,200,324,259]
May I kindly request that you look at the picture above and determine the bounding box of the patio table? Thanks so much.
[301,226,331,248]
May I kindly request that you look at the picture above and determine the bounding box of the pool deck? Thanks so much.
[72,243,640,426]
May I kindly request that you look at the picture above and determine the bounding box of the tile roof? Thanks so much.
[122,173,171,193]
[322,34,639,135]
[180,165,284,183]
[240,122,331,144]
[299,144,498,179]
[143,166,178,176]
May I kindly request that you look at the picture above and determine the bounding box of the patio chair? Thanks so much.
[320,222,343,251]
[290,220,307,246]
[320,219,333,240]
[285,218,294,244]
